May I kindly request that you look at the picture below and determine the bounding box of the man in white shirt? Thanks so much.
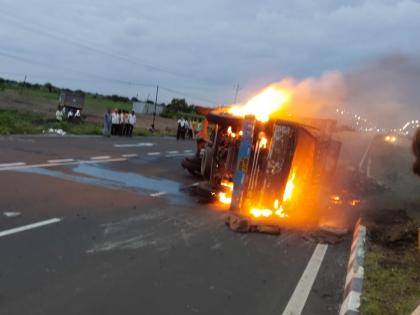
[177,117,186,140]
[127,111,136,137]
[119,110,124,136]
[111,109,118,135]
[56,106,63,121]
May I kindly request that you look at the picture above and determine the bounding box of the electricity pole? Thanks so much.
[152,85,159,130]
[233,83,239,104]
[20,75,27,94]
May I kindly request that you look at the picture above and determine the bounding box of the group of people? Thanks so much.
[176,117,200,140]
[56,106,81,122]
[103,109,137,137]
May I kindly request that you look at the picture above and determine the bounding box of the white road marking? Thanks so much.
[147,152,161,156]
[358,136,375,171]
[167,150,179,154]
[47,158,74,163]
[90,156,111,160]
[165,153,190,157]
[282,244,328,315]
[0,218,62,238]
[114,142,154,148]
[3,212,21,218]
[121,153,138,158]
[149,191,167,197]
[0,162,26,168]
[0,158,127,172]
[184,149,193,153]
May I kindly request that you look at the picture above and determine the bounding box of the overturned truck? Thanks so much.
[184,110,341,231]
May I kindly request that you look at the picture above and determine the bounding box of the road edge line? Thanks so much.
[339,219,367,315]
[282,243,328,315]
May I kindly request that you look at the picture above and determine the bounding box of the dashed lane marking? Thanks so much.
[282,244,328,315]
[47,159,74,163]
[121,153,138,158]
[167,150,179,154]
[0,218,62,238]
[149,191,167,197]
[184,149,193,153]
[114,142,154,148]
[90,156,111,160]
[147,152,161,156]
[0,158,127,172]
[165,153,191,157]
[0,162,26,168]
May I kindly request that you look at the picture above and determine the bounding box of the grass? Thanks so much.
[361,243,420,315]
[0,109,101,135]
[0,109,176,137]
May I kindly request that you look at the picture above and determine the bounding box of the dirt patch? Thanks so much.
[363,209,417,247]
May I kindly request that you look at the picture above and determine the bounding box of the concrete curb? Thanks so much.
[339,219,367,315]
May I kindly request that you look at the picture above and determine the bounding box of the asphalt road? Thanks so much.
[0,135,350,315]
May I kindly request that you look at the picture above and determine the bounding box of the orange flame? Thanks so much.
[330,195,342,205]
[282,171,296,203]
[259,136,268,149]
[218,180,233,205]
[218,192,232,205]
[275,206,288,218]
[250,208,272,218]
[228,86,290,122]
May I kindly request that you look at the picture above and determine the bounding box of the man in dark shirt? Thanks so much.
[103,109,112,137]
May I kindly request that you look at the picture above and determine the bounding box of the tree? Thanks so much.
[44,82,53,93]
[166,98,190,113]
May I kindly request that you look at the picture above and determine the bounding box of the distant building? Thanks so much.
[132,101,165,115]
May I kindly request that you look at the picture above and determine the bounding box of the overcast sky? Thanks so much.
[1,0,420,121]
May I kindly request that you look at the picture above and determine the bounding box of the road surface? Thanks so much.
[0,135,350,315]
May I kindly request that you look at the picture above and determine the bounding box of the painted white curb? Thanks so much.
[339,219,367,315]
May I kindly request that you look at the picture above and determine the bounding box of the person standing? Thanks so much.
[111,109,118,135]
[123,110,130,136]
[181,117,187,140]
[187,119,193,139]
[103,109,112,137]
[74,109,81,121]
[67,109,74,120]
[56,106,63,121]
[176,117,183,140]
[118,109,124,136]
[191,120,197,138]
[128,111,136,137]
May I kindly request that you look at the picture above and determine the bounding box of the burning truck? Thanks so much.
[183,87,342,231]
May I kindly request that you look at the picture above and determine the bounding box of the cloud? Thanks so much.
[0,0,419,109]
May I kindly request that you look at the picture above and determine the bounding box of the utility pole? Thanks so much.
[233,83,239,104]
[20,75,27,94]
[151,85,159,131]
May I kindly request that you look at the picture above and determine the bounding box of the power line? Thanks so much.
[0,12,224,86]
[0,50,218,105]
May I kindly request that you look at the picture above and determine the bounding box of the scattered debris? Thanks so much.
[225,214,250,233]
[43,128,66,136]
